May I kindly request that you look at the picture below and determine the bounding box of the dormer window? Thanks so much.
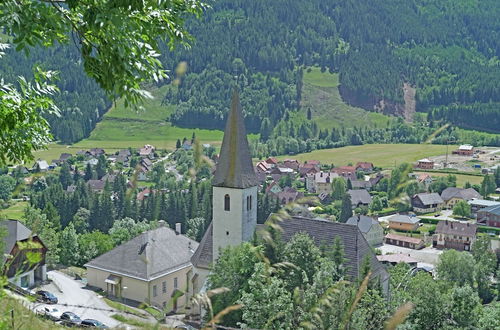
[224,194,230,211]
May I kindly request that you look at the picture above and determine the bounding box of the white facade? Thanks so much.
[212,185,258,260]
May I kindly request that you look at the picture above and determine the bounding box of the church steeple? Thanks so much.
[213,89,258,189]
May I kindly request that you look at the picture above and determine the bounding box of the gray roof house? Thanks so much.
[441,187,481,207]
[347,189,372,208]
[346,215,384,247]
[411,193,444,213]
[85,223,198,310]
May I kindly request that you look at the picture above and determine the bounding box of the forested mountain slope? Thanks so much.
[2,0,500,144]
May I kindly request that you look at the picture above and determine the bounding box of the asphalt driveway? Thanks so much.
[34,270,123,328]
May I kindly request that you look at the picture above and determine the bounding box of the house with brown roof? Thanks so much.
[433,221,477,251]
[377,254,418,267]
[282,159,300,171]
[299,163,320,177]
[139,144,156,159]
[265,157,278,167]
[384,233,424,250]
[441,187,481,209]
[411,193,444,213]
[332,166,357,181]
[255,160,271,173]
[416,173,433,186]
[271,187,304,205]
[355,162,374,173]
[416,158,434,169]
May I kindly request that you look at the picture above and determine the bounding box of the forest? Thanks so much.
[2,0,500,144]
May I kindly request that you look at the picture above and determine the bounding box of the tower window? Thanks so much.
[246,195,252,210]
[224,194,230,211]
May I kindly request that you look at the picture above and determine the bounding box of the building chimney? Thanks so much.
[175,222,182,235]
[158,220,166,227]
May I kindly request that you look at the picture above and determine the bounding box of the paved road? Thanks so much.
[35,271,123,328]
[379,244,443,266]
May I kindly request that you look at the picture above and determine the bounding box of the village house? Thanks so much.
[416,173,433,186]
[477,204,500,228]
[331,166,357,181]
[265,157,279,168]
[265,181,283,195]
[89,148,105,157]
[346,215,384,246]
[416,158,434,170]
[388,214,420,231]
[139,144,156,159]
[347,189,372,209]
[299,162,320,177]
[433,221,477,251]
[270,187,304,205]
[269,167,294,181]
[355,162,374,173]
[441,187,481,209]
[469,199,500,219]
[32,160,49,172]
[255,160,271,173]
[282,159,300,171]
[307,171,339,194]
[85,222,198,312]
[453,144,474,156]
[384,233,424,250]
[1,220,47,288]
[411,193,444,214]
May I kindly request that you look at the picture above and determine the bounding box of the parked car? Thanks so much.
[60,312,82,327]
[36,290,58,304]
[36,306,62,321]
[81,319,108,328]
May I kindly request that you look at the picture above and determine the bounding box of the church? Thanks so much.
[189,90,389,313]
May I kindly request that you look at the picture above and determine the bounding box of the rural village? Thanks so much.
[1,92,500,328]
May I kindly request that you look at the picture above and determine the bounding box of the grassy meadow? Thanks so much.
[414,171,484,187]
[0,201,27,220]
[278,144,451,168]
[301,67,392,130]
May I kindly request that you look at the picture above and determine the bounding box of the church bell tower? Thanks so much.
[211,90,258,260]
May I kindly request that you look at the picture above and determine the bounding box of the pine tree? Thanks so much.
[176,139,181,149]
[59,223,80,266]
[96,154,107,179]
[59,162,72,190]
[339,194,352,223]
[84,162,94,181]
[347,178,353,190]
[307,107,312,120]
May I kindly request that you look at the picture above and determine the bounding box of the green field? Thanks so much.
[414,171,483,187]
[75,84,225,150]
[301,67,392,130]
[278,144,451,168]
[1,201,27,220]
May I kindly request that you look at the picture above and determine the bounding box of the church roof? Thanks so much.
[212,90,258,189]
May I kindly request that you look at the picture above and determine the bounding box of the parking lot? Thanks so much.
[32,271,124,328]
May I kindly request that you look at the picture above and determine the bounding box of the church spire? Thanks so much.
[213,89,258,189]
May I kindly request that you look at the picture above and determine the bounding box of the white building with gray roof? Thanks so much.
[85,222,198,311]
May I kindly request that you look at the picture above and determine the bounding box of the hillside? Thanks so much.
[2,0,500,145]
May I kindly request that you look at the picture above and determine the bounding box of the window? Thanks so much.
[174,277,178,289]
[224,194,230,211]
[246,195,252,211]
[153,285,157,297]
[162,281,166,293]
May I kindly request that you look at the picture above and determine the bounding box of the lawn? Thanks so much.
[278,144,450,168]
[301,67,392,130]
[1,201,28,220]
[414,171,484,187]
